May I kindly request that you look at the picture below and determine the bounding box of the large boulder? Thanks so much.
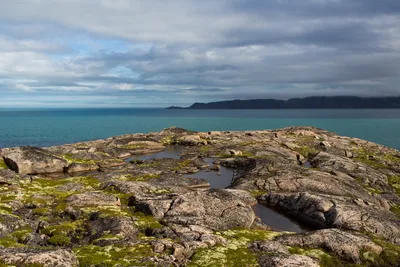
[1,147,68,174]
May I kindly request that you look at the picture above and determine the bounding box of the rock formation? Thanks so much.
[0,126,398,266]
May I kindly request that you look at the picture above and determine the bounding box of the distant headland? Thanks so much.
[167,96,400,109]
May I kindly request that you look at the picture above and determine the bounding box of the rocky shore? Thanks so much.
[0,126,399,267]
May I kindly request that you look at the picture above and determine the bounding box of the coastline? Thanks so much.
[0,126,399,266]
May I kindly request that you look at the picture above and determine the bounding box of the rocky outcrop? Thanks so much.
[250,241,319,267]
[130,189,256,231]
[275,229,382,263]
[1,146,68,174]
[0,126,399,266]
[261,192,400,243]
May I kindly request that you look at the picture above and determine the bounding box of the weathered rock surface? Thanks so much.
[0,248,78,267]
[261,191,400,243]
[131,189,256,231]
[0,126,399,267]
[275,229,383,263]
[1,146,68,174]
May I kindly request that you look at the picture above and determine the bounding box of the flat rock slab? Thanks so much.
[131,189,256,231]
[0,248,78,267]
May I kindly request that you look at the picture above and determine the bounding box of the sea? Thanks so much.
[0,108,399,150]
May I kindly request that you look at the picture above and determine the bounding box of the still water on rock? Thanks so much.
[134,145,315,233]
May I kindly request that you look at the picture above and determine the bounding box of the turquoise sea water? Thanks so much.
[0,109,399,150]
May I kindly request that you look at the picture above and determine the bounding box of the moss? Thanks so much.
[62,154,96,165]
[33,207,50,216]
[48,234,71,246]
[12,227,33,242]
[370,238,400,267]
[0,236,23,248]
[120,173,161,182]
[0,158,8,169]
[41,220,85,241]
[74,244,155,267]
[354,157,387,169]
[294,146,319,158]
[319,254,347,267]
[388,176,400,196]
[199,146,211,153]
[121,144,146,150]
[172,159,193,171]
[390,205,400,217]
[351,147,400,169]
[189,229,279,267]
[216,152,254,158]
[289,246,347,267]
[161,135,176,145]
[0,260,16,267]
[218,229,281,243]
[189,246,259,267]
[0,203,12,214]
[250,190,267,198]
[238,141,256,146]
[133,212,163,230]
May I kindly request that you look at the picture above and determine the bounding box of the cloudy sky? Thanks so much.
[1,0,400,107]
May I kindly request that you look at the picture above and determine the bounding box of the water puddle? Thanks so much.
[127,145,315,233]
[252,204,313,233]
[303,160,312,168]
[126,145,182,161]
[185,159,234,189]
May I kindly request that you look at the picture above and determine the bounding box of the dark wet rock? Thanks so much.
[0,248,78,267]
[275,229,382,263]
[1,147,68,174]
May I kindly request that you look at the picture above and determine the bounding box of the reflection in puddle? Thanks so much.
[303,160,312,168]
[127,145,183,161]
[126,145,315,233]
[185,159,233,189]
[252,204,313,233]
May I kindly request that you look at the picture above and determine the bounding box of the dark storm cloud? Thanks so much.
[0,0,400,107]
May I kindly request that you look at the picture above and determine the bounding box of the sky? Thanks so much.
[1,0,400,108]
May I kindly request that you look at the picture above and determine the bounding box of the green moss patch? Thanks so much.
[388,176,400,196]
[189,229,280,267]
[189,246,259,267]
[172,159,193,171]
[119,173,161,182]
[133,212,163,230]
[0,158,8,169]
[48,234,71,246]
[62,154,96,165]
[74,244,155,267]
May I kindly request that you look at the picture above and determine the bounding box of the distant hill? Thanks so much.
[167,96,400,109]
